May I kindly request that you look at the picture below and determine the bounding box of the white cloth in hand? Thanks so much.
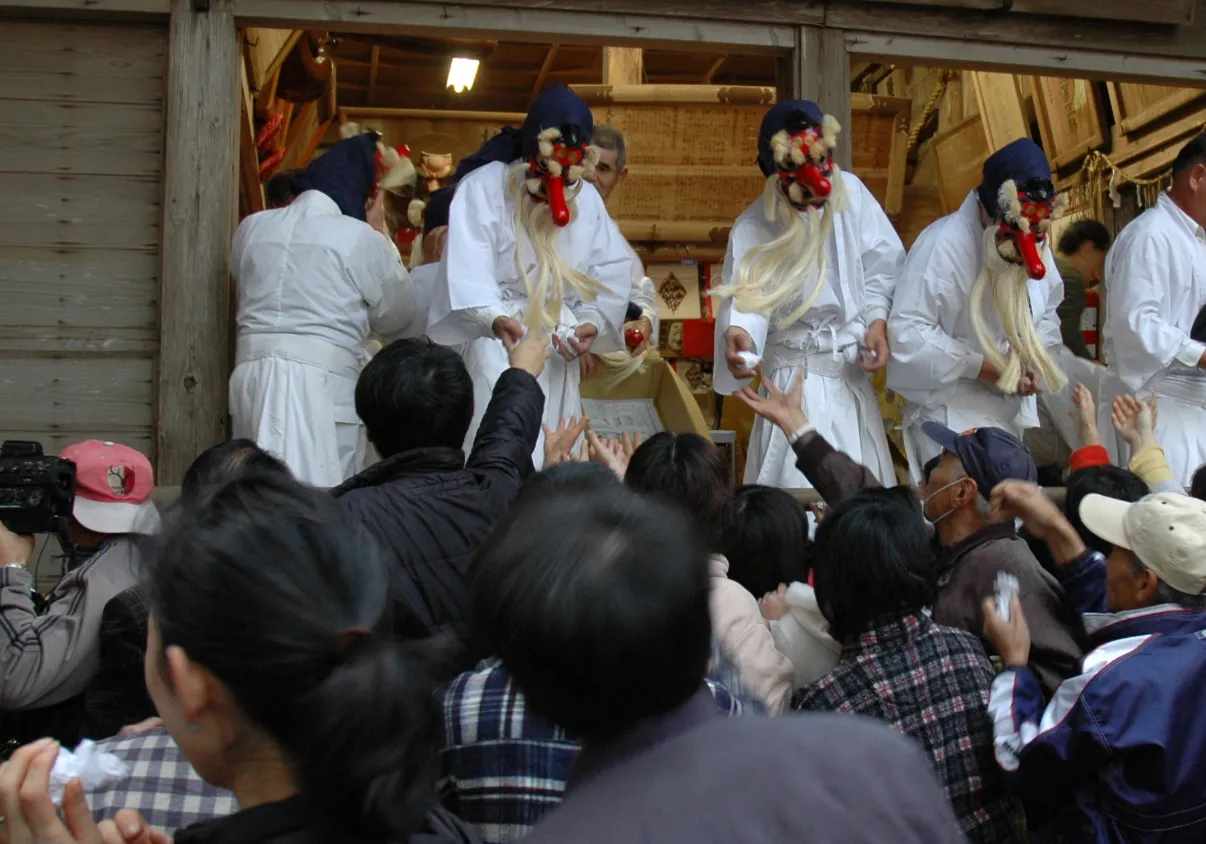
[48,740,129,805]
[736,350,762,370]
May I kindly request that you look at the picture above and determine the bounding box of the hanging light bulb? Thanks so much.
[447,57,480,93]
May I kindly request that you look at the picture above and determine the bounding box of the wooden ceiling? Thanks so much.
[329,34,779,113]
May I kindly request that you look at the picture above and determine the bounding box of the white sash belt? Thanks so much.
[236,333,363,380]
[1155,372,1206,408]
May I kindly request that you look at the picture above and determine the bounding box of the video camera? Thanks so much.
[0,441,76,536]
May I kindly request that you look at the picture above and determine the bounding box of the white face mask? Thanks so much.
[922,477,971,527]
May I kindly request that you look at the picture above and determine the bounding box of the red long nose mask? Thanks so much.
[995,178,1059,280]
[525,124,595,227]
[772,117,837,209]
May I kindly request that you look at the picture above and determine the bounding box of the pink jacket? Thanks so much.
[709,555,794,714]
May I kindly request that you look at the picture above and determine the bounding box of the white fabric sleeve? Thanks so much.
[887,234,986,401]
[1037,255,1065,350]
[359,229,417,338]
[632,273,661,336]
[854,177,905,325]
[1109,233,1204,388]
[574,211,635,355]
[426,168,507,344]
[721,217,771,353]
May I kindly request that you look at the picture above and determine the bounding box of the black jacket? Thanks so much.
[332,368,543,659]
[81,585,156,739]
[174,796,478,844]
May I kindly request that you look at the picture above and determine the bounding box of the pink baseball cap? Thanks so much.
[59,440,156,535]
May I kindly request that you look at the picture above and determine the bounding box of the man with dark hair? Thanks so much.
[471,482,965,843]
[794,486,1021,842]
[985,482,1206,842]
[1101,132,1206,486]
[263,170,299,209]
[1055,219,1111,360]
[1194,464,1206,501]
[737,374,1084,696]
[332,328,547,658]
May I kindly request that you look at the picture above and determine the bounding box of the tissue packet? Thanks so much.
[48,740,129,805]
[735,351,762,371]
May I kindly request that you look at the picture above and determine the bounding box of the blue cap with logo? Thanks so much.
[922,423,1038,500]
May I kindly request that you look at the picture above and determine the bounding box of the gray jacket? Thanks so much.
[0,539,142,709]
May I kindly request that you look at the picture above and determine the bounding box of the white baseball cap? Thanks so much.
[1079,492,1206,596]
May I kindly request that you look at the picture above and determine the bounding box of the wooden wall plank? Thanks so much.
[1029,76,1105,170]
[0,433,155,466]
[852,0,1193,26]
[0,327,157,355]
[0,247,159,329]
[933,112,989,214]
[602,47,643,84]
[0,100,164,176]
[0,173,160,249]
[243,26,298,92]
[970,71,1029,152]
[158,0,238,485]
[0,23,165,105]
[0,357,154,431]
[1111,82,1206,133]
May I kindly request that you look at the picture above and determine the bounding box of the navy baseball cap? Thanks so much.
[922,423,1037,499]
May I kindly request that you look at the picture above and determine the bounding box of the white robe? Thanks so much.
[626,244,661,336]
[1099,193,1206,486]
[887,191,1064,481]
[426,162,634,468]
[712,171,902,488]
[229,191,416,487]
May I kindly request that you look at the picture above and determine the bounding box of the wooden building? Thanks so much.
[3,0,1206,493]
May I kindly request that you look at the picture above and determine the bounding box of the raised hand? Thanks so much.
[1112,394,1158,451]
[492,316,525,350]
[861,319,890,373]
[734,371,808,436]
[723,327,757,380]
[1069,383,1100,447]
[508,327,551,378]
[543,417,590,467]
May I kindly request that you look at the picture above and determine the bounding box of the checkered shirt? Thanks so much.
[87,728,236,834]
[439,657,744,844]
[792,612,1020,843]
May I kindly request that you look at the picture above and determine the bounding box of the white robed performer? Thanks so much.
[888,138,1069,481]
[427,88,633,468]
[230,131,417,486]
[1098,134,1206,485]
[711,99,903,488]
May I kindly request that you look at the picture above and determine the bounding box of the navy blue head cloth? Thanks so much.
[290,132,378,221]
[423,186,454,234]
[757,99,825,177]
[978,138,1052,219]
[453,86,594,181]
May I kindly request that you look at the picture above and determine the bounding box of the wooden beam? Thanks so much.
[530,44,560,106]
[238,59,266,219]
[602,47,643,84]
[703,56,726,84]
[572,83,775,105]
[0,0,169,16]
[851,0,1193,26]
[342,106,527,123]
[232,1,797,54]
[159,0,238,484]
[243,26,299,92]
[845,31,1206,87]
[796,26,852,167]
[368,44,380,106]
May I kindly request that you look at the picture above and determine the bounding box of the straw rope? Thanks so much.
[1073,149,1182,220]
[907,70,958,157]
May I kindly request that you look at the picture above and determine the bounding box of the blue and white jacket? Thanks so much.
[988,550,1206,843]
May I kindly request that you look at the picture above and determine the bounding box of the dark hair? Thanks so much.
[1192,464,1206,502]
[149,476,438,839]
[1057,219,1111,256]
[1173,132,1206,177]
[1064,466,1149,555]
[719,485,812,597]
[264,171,299,208]
[624,432,731,547]
[181,439,291,507]
[355,338,474,457]
[468,483,711,740]
[812,486,937,642]
[522,461,620,494]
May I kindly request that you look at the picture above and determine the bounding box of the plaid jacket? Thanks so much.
[439,654,746,844]
[793,612,1020,844]
[87,727,237,833]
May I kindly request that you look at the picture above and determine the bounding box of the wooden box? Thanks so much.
[1031,77,1106,170]
[933,113,990,214]
[1108,83,1206,136]
[970,72,1029,152]
[848,92,910,218]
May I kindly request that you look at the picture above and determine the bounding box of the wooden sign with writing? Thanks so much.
[1030,77,1106,170]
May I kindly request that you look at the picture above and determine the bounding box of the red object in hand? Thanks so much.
[625,327,645,349]
[1010,230,1047,280]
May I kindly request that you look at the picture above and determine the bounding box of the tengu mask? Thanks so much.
[769,108,841,209]
[523,123,599,227]
[993,177,1068,280]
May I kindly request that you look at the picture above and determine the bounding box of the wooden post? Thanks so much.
[796,26,852,167]
[602,47,643,85]
[158,0,237,484]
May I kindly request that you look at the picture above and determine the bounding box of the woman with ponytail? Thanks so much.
[0,474,475,844]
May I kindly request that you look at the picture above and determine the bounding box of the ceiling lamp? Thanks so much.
[447,57,480,93]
